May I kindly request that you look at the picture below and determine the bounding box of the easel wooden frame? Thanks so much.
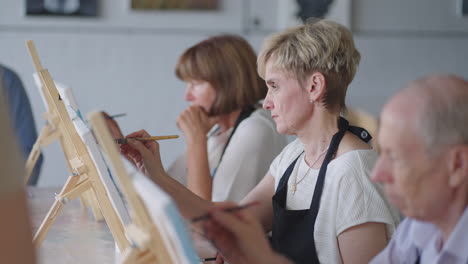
[23,65,104,227]
[24,116,104,226]
[89,112,176,264]
[26,40,130,251]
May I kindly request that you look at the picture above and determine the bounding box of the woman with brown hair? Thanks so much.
[108,35,287,202]
[167,35,287,202]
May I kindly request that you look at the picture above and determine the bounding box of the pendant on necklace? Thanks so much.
[290,183,296,193]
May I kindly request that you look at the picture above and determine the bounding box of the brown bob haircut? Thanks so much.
[175,34,267,116]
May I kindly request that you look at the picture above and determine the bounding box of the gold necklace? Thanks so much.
[290,147,329,194]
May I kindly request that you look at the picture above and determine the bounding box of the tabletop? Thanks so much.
[29,187,216,263]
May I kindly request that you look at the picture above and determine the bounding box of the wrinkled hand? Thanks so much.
[202,202,284,264]
[101,111,124,139]
[176,106,219,144]
[119,129,165,178]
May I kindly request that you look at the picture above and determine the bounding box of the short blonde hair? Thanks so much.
[257,19,360,112]
[176,35,267,115]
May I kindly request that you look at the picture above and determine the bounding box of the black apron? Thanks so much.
[271,117,372,264]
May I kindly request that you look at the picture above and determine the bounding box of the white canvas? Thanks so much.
[128,162,199,264]
[33,72,83,120]
[72,118,131,227]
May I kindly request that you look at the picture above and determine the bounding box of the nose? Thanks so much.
[184,85,194,102]
[371,156,393,184]
[263,90,273,110]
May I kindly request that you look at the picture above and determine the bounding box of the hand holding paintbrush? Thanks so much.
[100,112,179,144]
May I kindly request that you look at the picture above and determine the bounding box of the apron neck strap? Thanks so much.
[309,117,349,211]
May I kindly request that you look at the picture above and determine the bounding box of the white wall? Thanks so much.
[1,0,467,186]
[0,0,274,187]
[350,0,468,115]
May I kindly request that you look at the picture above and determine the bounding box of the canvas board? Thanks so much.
[32,73,131,226]
[72,117,131,226]
[125,159,199,264]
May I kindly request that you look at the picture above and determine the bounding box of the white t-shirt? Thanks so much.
[270,139,400,264]
[168,108,288,202]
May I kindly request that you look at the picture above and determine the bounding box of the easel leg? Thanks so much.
[120,247,156,264]
[33,173,82,247]
[81,189,104,221]
[24,146,41,184]
[33,196,65,248]
[120,247,141,264]
[88,181,129,251]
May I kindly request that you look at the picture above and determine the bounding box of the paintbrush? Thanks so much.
[105,113,127,119]
[115,135,179,144]
[191,201,260,223]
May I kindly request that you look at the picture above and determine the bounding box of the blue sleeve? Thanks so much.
[1,65,43,185]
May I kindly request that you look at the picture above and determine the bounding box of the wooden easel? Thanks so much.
[26,40,130,251]
[89,112,176,264]
[24,112,104,224]
[23,69,104,226]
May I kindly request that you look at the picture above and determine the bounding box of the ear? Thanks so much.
[447,146,468,188]
[306,72,326,102]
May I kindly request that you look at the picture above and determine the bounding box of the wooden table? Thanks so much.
[29,187,216,263]
[29,187,116,263]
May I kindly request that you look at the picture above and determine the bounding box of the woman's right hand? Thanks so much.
[176,106,219,144]
[121,130,165,179]
[101,112,141,168]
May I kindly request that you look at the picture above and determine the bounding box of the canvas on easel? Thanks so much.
[26,40,130,251]
[71,112,131,231]
[24,75,72,183]
[25,73,84,180]
[25,73,103,221]
[88,111,200,264]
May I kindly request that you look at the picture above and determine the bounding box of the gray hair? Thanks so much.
[415,75,468,155]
